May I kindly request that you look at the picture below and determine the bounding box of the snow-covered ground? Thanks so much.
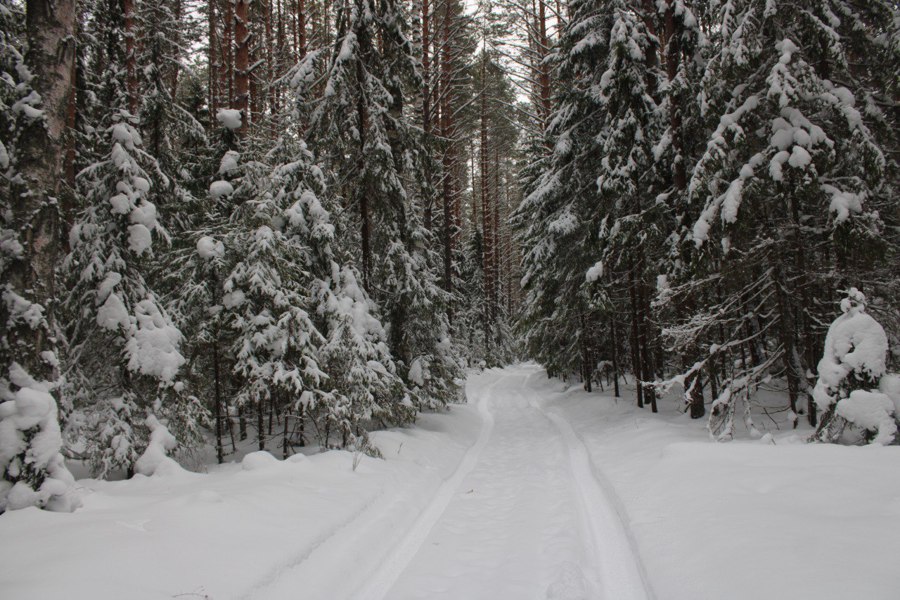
[2,364,899,599]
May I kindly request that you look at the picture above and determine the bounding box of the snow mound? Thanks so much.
[219,150,240,174]
[125,299,185,384]
[585,261,604,283]
[242,451,279,471]
[287,453,309,464]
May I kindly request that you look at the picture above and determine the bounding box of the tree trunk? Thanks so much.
[421,0,433,230]
[611,317,621,398]
[234,0,250,135]
[257,398,265,450]
[223,0,234,108]
[297,0,307,57]
[213,341,224,463]
[7,0,77,384]
[123,0,138,113]
[773,265,801,428]
[628,265,644,408]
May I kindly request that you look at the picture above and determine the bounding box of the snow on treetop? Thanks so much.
[216,109,243,130]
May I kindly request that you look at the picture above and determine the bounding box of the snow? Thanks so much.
[216,109,243,130]
[787,144,811,169]
[219,151,240,174]
[2,366,899,598]
[585,261,604,283]
[241,450,280,471]
[95,292,130,331]
[823,184,864,223]
[408,358,425,387]
[108,193,131,214]
[0,385,483,600]
[0,365,79,513]
[127,223,153,255]
[196,235,225,259]
[129,200,157,228]
[125,299,185,384]
[134,416,181,476]
[209,180,234,199]
[813,291,888,406]
[835,391,897,445]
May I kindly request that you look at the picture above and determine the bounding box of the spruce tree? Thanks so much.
[64,0,198,477]
[671,0,897,438]
[291,0,463,408]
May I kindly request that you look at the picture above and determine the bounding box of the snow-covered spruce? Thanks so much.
[812,289,898,445]
[660,0,896,436]
[290,0,463,408]
[65,111,196,477]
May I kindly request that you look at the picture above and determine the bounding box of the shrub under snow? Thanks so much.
[812,289,898,445]
[0,364,79,512]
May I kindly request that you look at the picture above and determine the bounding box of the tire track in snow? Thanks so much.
[536,397,655,600]
[352,371,502,600]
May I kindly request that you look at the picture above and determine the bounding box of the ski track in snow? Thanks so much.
[352,372,500,600]
[364,364,651,600]
[534,390,655,600]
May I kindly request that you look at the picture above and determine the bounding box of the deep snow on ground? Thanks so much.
[1,364,899,600]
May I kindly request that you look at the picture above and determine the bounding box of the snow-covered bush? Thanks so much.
[812,289,898,445]
[0,364,79,512]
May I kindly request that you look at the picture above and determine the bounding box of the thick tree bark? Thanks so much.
[7,0,77,383]
[479,56,494,337]
[439,3,454,298]
[297,0,307,57]
[213,341,224,463]
[664,0,685,190]
[610,317,621,398]
[628,265,644,408]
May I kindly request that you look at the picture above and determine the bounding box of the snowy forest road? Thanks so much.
[358,364,652,600]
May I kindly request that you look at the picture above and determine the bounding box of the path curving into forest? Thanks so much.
[357,364,652,600]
